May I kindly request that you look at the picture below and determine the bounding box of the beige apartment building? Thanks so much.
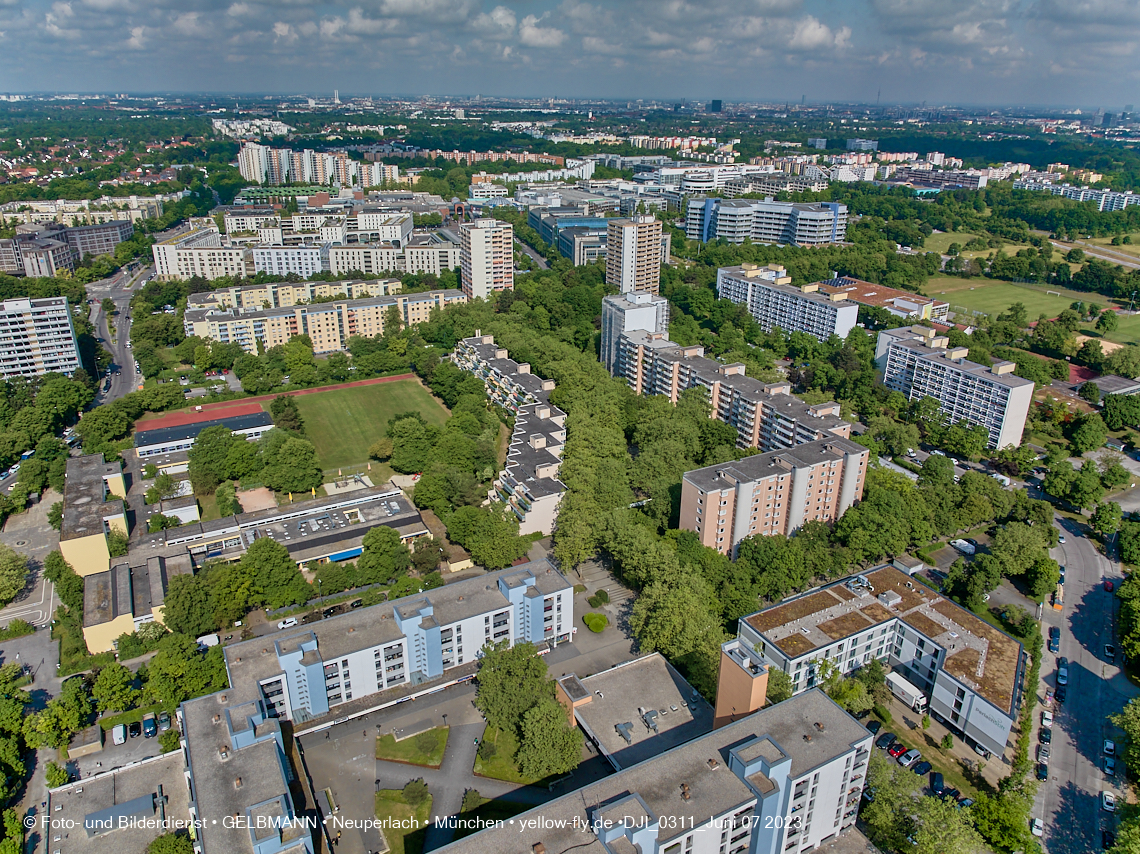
[606,214,663,295]
[59,455,128,579]
[680,438,869,555]
[0,296,82,378]
[184,290,466,355]
[188,279,401,311]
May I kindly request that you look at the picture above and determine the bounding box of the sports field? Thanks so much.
[928,277,1140,345]
[291,379,450,471]
[924,232,1033,259]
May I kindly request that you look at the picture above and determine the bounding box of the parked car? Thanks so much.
[876,732,896,749]
[912,761,932,776]
[112,724,127,745]
[1036,763,1049,781]
[142,713,157,738]
[957,798,975,809]
[866,720,882,736]
[930,772,945,795]
[277,617,298,630]
[1104,740,1116,756]
[1037,744,1050,764]
[1105,580,1115,593]
[129,721,141,738]
[941,788,960,802]
[973,743,990,758]
[1058,534,1066,544]
[158,711,171,732]
[1057,657,1069,686]
[1042,710,1054,727]
[1102,791,1116,812]
[1048,626,1061,654]
[888,742,907,758]
[1045,688,1055,706]
[1031,818,1044,838]
[898,749,922,768]
[1104,757,1116,776]
[1039,728,1052,744]
[1058,566,1066,584]
[1056,685,1067,704]
[1106,644,1117,664]
[1104,831,1117,849]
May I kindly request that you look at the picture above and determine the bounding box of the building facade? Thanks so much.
[63,220,134,258]
[251,244,330,279]
[459,218,513,300]
[877,325,1034,449]
[327,232,460,277]
[600,291,670,375]
[453,333,566,534]
[184,290,466,356]
[686,197,848,245]
[679,438,869,555]
[0,296,81,378]
[816,276,950,322]
[716,265,859,342]
[606,214,663,295]
[738,566,1025,757]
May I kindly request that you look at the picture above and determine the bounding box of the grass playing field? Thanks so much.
[923,232,1033,259]
[289,379,450,472]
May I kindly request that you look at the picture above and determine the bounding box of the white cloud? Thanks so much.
[272,20,296,42]
[472,5,515,37]
[125,23,144,47]
[789,15,850,50]
[519,13,565,47]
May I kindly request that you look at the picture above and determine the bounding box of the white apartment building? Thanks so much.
[877,325,1034,449]
[606,214,663,295]
[687,197,848,245]
[469,182,509,198]
[600,291,670,375]
[716,265,859,342]
[459,218,513,300]
[359,162,400,188]
[251,244,330,279]
[0,297,81,378]
[352,211,413,244]
[739,566,1025,757]
[328,232,460,277]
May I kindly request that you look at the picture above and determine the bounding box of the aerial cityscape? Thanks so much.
[0,4,1137,854]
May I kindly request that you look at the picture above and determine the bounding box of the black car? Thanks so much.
[876,732,896,749]
[942,788,960,802]
[1104,830,1116,849]
[930,772,945,795]
[1039,728,1052,743]
[1036,763,1049,781]
[129,721,142,738]
[1056,685,1067,704]
[912,761,932,776]
[867,721,882,736]
[1106,644,1116,664]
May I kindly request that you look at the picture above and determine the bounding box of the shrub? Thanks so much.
[0,619,34,641]
[414,731,439,756]
[872,704,892,724]
[45,761,69,788]
[476,739,497,761]
[159,730,180,754]
[941,734,954,750]
[402,778,430,807]
[586,595,601,608]
[48,501,63,531]
[572,584,586,594]
[594,589,609,604]
[461,788,483,813]
[583,613,608,633]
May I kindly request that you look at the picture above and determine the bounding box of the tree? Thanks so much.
[514,697,583,780]
[43,551,83,613]
[145,471,179,505]
[912,794,985,854]
[92,662,138,712]
[1026,557,1060,602]
[1069,459,1107,509]
[148,513,181,533]
[240,537,310,609]
[47,501,62,531]
[44,761,69,788]
[160,574,216,637]
[145,635,227,708]
[187,425,236,493]
[474,641,553,737]
[1068,412,1109,455]
[356,525,412,584]
[269,395,305,434]
[1092,502,1124,537]
[1111,696,1140,778]
[261,437,322,494]
[1079,381,1102,404]
[1103,394,1140,430]
[1097,310,1120,334]
[766,668,794,704]
[145,833,194,854]
[0,544,27,606]
[990,522,1047,577]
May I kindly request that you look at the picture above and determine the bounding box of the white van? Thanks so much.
[112,724,127,745]
[277,617,298,630]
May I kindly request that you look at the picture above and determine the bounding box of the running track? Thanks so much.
[134,373,417,433]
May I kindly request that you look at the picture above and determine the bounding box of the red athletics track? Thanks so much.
[133,373,417,433]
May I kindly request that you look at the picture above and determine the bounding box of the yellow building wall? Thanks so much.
[104,511,128,537]
[104,473,126,499]
[60,533,110,578]
[83,614,136,654]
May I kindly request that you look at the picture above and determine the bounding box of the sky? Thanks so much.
[0,0,1137,108]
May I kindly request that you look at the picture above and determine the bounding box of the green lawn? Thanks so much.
[924,232,1033,260]
[870,712,980,799]
[376,726,449,767]
[374,790,432,854]
[1080,234,1140,258]
[453,793,532,840]
[472,726,550,786]
[291,380,450,472]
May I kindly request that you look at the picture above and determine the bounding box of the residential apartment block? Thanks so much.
[686,197,847,245]
[614,332,851,450]
[877,325,1033,448]
[151,225,251,281]
[63,220,135,257]
[738,565,1025,756]
[187,278,402,311]
[453,333,566,535]
[327,231,460,277]
[716,264,859,342]
[815,276,950,322]
[437,686,872,854]
[460,218,514,299]
[59,454,127,579]
[606,214,664,294]
[601,292,670,375]
[251,244,329,278]
[680,437,869,555]
[183,290,466,355]
[0,296,81,378]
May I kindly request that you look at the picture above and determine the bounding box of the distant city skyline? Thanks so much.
[0,0,1136,108]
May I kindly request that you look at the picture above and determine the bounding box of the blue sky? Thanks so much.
[0,0,1136,108]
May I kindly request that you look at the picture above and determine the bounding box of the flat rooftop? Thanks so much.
[816,276,948,309]
[886,335,1034,391]
[433,689,868,854]
[683,437,866,493]
[573,654,714,769]
[745,566,1023,713]
[134,411,274,449]
[47,752,191,854]
[61,454,122,542]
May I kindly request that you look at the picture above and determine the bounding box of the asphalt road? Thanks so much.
[1034,515,1137,852]
[514,239,549,270]
[1050,239,1140,271]
[86,264,150,403]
